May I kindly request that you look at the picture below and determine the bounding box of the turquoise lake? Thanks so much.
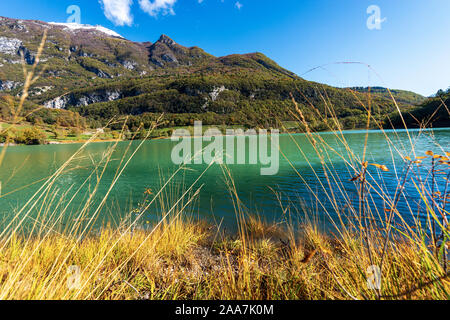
[1,128,449,234]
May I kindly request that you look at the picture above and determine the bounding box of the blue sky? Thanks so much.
[0,0,449,96]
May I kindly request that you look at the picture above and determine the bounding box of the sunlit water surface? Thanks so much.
[1,128,449,234]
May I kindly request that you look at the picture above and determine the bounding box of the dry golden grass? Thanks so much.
[0,213,448,300]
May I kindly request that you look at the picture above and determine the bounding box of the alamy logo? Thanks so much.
[366,5,386,30]
[66,5,81,24]
[171,121,280,176]
[67,265,81,290]
[366,265,382,290]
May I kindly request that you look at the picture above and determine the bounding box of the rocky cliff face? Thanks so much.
[0,36,35,65]
[44,90,123,109]
[0,36,22,55]
[0,80,22,91]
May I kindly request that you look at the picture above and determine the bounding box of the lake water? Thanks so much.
[1,128,449,234]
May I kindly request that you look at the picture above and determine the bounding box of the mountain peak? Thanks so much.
[157,34,176,46]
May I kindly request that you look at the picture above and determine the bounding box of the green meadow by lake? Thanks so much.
[1,128,449,233]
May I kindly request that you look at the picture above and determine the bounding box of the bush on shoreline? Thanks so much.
[13,127,47,145]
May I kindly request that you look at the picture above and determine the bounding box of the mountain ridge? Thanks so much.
[0,16,434,133]
[348,87,426,107]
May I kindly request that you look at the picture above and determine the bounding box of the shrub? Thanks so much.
[15,127,47,145]
[69,127,82,138]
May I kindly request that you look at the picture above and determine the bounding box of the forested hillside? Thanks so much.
[0,16,430,135]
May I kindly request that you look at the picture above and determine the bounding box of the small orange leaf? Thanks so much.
[370,164,389,172]
[426,150,434,156]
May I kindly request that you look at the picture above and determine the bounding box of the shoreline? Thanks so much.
[2,126,450,147]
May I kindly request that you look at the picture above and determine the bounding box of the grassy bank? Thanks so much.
[0,213,448,300]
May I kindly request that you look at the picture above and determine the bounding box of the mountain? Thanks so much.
[0,16,427,133]
[388,92,450,128]
[348,87,426,107]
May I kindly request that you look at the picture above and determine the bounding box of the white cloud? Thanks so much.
[235,1,243,10]
[138,0,177,17]
[99,0,134,26]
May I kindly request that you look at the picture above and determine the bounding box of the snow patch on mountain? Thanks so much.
[48,22,124,39]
